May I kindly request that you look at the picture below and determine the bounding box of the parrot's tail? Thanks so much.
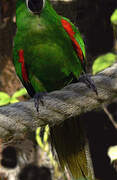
[50,117,94,180]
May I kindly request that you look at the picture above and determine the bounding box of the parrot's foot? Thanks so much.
[78,74,98,95]
[34,92,47,112]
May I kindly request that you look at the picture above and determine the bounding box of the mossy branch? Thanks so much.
[0,63,117,140]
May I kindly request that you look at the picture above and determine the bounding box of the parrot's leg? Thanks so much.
[34,92,47,112]
[78,74,98,95]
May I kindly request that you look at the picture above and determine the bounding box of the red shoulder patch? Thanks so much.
[18,49,28,82]
[61,19,83,62]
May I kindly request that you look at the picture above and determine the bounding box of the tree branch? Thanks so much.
[0,63,117,139]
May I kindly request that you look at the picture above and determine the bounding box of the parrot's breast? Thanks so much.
[14,18,83,92]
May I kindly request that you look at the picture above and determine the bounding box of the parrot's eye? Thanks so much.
[26,0,45,14]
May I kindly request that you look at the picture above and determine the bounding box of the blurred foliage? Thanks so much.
[0,92,10,106]
[107,145,117,163]
[92,53,117,75]
[10,88,27,103]
[110,9,117,25]
[0,88,27,106]
[92,9,117,75]
[36,126,50,152]
[36,126,64,179]
[110,9,117,54]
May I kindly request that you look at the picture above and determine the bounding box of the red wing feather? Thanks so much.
[18,49,29,82]
[61,19,84,63]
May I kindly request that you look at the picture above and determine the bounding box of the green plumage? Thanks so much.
[13,0,85,92]
[13,0,94,179]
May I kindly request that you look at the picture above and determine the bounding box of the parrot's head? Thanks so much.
[16,0,57,29]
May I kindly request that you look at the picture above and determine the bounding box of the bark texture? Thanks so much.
[0,63,117,141]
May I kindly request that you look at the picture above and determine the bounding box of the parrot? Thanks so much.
[13,0,96,179]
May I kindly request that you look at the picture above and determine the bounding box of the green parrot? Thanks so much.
[13,0,96,179]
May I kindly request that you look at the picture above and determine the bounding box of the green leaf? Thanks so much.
[0,92,10,106]
[12,88,27,98]
[10,88,27,104]
[10,97,19,104]
[110,9,117,25]
[92,53,117,75]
